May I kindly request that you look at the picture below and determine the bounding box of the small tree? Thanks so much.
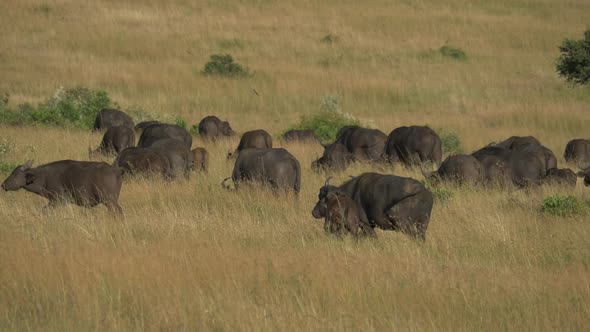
[556,29,590,85]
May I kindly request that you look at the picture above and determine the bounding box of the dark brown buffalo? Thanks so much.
[423,154,483,185]
[1,160,123,215]
[324,191,376,238]
[282,129,319,143]
[115,147,171,179]
[471,146,545,188]
[190,147,209,172]
[147,138,193,179]
[385,126,442,166]
[495,136,541,150]
[577,161,590,186]
[564,139,590,163]
[333,126,388,161]
[227,129,272,159]
[138,124,192,150]
[89,125,135,158]
[312,173,434,240]
[93,109,134,131]
[222,148,301,193]
[544,168,577,187]
[134,121,161,132]
[198,115,235,141]
[311,143,354,172]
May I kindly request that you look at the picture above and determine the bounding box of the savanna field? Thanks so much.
[1,0,590,330]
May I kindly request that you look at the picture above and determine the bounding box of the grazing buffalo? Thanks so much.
[423,154,483,185]
[138,124,192,150]
[324,190,376,238]
[198,115,235,141]
[115,147,171,179]
[190,148,209,172]
[147,138,193,179]
[312,173,434,240]
[227,129,272,159]
[89,125,135,158]
[564,139,590,163]
[311,143,354,172]
[222,148,301,193]
[544,168,577,187]
[1,160,123,215]
[495,136,541,150]
[471,146,545,188]
[134,121,161,132]
[282,129,320,143]
[385,126,442,166]
[577,161,590,186]
[93,109,134,131]
[333,126,388,161]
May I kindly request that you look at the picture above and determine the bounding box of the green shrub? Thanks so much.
[189,124,200,136]
[0,86,112,129]
[541,194,589,217]
[440,44,467,61]
[202,54,251,78]
[0,161,18,173]
[431,187,454,203]
[438,129,463,154]
[283,96,361,143]
[175,116,187,129]
[556,28,590,85]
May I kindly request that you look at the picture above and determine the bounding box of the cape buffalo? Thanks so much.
[89,125,135,158]
[93,109,134,131]
[134,121,161,132]
[324,190,376,238]
[564,139,590,163]
[423,154,483,185]
[282,129,320,143]
[333,126,388,161]
[577,161,590,186]
[190,148,209,172]
[385,126,442,166]
[544,168,577,187]
[147,138,193,179]
[1,160,123,215]
[227,129,272,159]
[312,173,433,240]
[198,115,235,141]
[494,136,541,150]
[311,143,354,172]
[138,124,192,150]
[222,148,301,193]
[115,147,172,179]
[471,146,545,188]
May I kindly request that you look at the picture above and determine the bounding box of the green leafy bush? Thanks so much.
[431,187,454,203]
[0,162,18,174]
[541,194,589,217]
[0,86,112,129]
[438,129,463,154]
[175,116,187,129]
[440,44,467,61]
[189,124,200,136]
[556,28,590,85]
[283,96,361,143]
[202,54,251,78]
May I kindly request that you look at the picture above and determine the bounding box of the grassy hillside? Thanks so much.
[1,0,590,330]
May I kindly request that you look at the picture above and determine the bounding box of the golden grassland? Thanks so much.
[1,0,590,330]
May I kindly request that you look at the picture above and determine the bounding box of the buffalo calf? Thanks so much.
[324,191,376,238]
[190,147,209,172]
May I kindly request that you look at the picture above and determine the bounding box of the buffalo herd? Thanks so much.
[3,108,590,241]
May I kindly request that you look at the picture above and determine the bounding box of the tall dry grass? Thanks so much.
[1,0,590,330]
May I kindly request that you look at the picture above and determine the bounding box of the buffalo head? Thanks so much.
[311,177,339,219]
[1,160,34,191]
[311,143,353,172]
[577,160,590,186]
[221,121,235,136]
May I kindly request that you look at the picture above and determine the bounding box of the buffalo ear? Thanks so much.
[25,172,36,185]
[20,160,33,171]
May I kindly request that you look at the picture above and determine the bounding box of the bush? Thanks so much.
[189,124,200,136]
[438,129,463,154]
[0,161,18,174]
[0,86,112,129]
[556,29,590,85]
[283,96,361,143]
[440,44,467,61]
[202,54,251,78]
[431,187,454,203]
[541,194,589,217]
[175,116,187,129]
